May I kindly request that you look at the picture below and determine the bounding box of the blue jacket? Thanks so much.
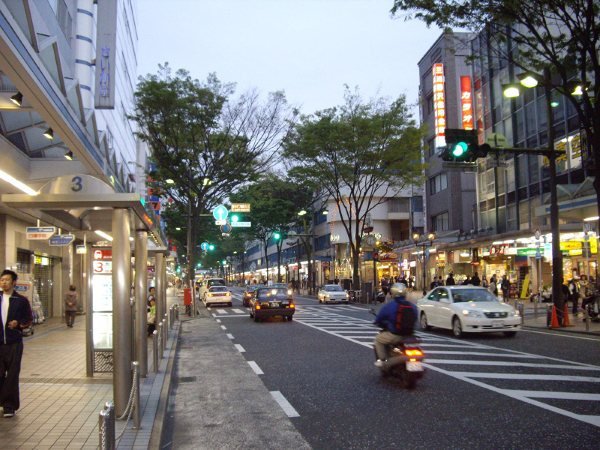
[0,291,33,345]
[374,296,418,335]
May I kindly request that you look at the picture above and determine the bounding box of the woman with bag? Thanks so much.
[64,285,78,328]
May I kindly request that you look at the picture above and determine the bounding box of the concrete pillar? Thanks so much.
[155,252,164,326]
[135,230,148,377]
[112,208,132,416]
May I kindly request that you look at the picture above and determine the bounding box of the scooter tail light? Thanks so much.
[255,305,261,310]
[405,349,424,357]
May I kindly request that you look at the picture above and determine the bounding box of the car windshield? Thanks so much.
[450,288,499,303]
[209,286,228,292]
[207,279,225,287]
[256,288,288,300]
[324,285,343,292]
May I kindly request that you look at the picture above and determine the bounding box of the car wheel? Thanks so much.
[227,302,232,307]
[420,313,431,331]
[504,331,517,337]
[452,317,463,338]
[288,315,293,321]
[254,315,261,322]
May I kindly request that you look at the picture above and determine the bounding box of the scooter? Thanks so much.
[583,294,600,321]
[370,308,425,389]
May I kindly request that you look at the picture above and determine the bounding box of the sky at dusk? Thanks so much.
[136,0,442,116]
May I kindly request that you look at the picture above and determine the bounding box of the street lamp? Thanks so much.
[412,231,435,295]
[503,67,563,314]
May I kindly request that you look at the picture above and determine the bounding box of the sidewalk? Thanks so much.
[0,299,179,449]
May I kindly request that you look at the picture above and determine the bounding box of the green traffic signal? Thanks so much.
[231,214,240,223]
[451,141,468,157]
[208,244,215,251]
[442,128,485,162]
[273,232,281,240]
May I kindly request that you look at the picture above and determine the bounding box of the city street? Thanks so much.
[164,287,600,449]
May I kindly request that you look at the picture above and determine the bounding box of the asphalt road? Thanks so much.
[184,287,600,449]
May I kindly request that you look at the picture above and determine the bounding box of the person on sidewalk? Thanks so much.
[64,285,78,328]
[147,298,156,336]
[0,269,33,418]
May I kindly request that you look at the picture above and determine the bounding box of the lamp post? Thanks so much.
[504,67,564,313]
[413,231,435,295]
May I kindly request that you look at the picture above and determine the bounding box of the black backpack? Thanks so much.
[394,303,416,335]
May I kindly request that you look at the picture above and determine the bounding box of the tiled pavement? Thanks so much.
[0,298,180,450]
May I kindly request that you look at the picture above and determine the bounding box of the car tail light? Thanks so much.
[289,303,295,309]
[255,304,261,310]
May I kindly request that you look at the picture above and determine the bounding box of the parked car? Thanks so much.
[417,286,521,337]
[242,285,263,307]
[202,285,232,307]
[317,284,349,304]
[249,287,295,322]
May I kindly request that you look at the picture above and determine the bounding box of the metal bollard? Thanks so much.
[132,361,140,429]
[152,330,159,372]
[546,304,552,327]
[533,297,539,318]
[175,304,179,321]
[99,401,115,450]
[157,322,163,359]
[584,308,591,332]
[517,301,524,324]
[162,318,167,352]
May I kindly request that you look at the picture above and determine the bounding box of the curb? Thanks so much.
[148,320,182,449]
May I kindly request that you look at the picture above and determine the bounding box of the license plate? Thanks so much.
[406,361,423,372]
[492,320,504,327]
[270,302,280,307]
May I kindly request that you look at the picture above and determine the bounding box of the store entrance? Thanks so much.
[33,255,58,318]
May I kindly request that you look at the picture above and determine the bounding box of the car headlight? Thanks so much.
[462,309,484,318]
[287,289,293,295]
[346,292,349,298]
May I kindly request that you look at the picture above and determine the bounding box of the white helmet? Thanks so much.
[390,282,407,297]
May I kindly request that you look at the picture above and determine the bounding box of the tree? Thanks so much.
[390,0,600,230]
[230,174,313,284]
[283,87,424,290]
[131,64,296,284]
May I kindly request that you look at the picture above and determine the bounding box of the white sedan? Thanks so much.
[417,286,521,337]
[202,285,232,307]
[317,285,349,304]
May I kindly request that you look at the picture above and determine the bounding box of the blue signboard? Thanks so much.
[49,234,75,246]
[212,205,229,221]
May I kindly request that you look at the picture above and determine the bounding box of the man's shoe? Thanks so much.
[374,359,385,368]
[3,407,15,418]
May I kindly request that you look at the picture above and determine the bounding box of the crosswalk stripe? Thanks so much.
[449,372,600,382]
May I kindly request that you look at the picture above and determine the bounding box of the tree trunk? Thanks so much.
[351,244,360,291]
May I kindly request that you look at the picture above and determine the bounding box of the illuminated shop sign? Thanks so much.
[460,76,474,130]
[432,63,446,148]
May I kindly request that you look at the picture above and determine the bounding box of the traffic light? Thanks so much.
[442,129,489,162]
[230,214,240,223]
[273,232,281,240]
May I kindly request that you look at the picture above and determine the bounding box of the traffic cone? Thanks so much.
[562,304,571,327]
[549,305,560,328]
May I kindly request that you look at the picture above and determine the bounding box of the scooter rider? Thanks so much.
[373,282,418,367]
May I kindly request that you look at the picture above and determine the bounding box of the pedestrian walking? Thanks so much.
[489,274,498,296]
[568,277,580,314]
[501,275,510,301]
[446,273,456,286]
[0,269,33,418]
[147,298,156,336]
[147,286,156,307]
[64,285,78,328]
[471,272,481,286]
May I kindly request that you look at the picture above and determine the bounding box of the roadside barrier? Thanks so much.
[99,402,115,450]
[152,330,159,372]
[562,304,571,326]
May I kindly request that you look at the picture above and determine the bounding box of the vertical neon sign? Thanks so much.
[460,76,474,130]
[432,63,446,148]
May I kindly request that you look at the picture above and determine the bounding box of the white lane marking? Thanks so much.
[520,328,600,341]
[220,325,227,330]
[248,361,264,375]
[215,319,221,323]
[425,359,600,370]
[234,344,245,353]
[232,308,245,314]
[216,309,227,314]
[211,313,217,318]
[226,333,234,340]
[503,390,600,401]
[427,363,600,428]
[450,372,600,382]
[426,351,544,358]
[270,391,299,418]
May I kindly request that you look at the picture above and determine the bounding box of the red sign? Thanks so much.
[460,76,474,130]
[93,249,112,260]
